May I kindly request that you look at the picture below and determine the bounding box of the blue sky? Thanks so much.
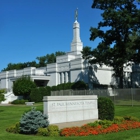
[0,0,103,71]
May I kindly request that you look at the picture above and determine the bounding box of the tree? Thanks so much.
[2,51,65,71]
[71,81,88,90]
[2,61,38,71]
[13,76,36,99]
[82,0,140,88]
[36,51,65,67]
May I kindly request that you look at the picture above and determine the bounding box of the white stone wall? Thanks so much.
[43,95,98,124]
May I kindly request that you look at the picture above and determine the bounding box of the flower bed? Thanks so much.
[6,115,140,137]
[60,120,140,137]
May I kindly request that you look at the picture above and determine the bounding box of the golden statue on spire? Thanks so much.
[75,8,78,21]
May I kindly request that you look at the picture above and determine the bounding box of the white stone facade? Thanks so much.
[43,95,98,124]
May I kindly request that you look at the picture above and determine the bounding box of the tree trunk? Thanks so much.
[119,67,124,88]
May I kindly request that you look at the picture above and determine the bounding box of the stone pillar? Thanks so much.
[62,72,64,83]
[65,72,68,83]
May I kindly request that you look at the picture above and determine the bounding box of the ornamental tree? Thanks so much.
[13,76,36,99]
[82,0,140,88]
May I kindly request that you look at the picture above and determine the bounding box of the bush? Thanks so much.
[45,86,51,95]
[113,116,124,124]
[37,128,49,136]
[123,116,139,122]
[98,97,114,121]
[51,86,57,91]
[0,89,6,102]
[13,76,36,99]
[11,99,28,104]
[71,81,88,90]
[47,125,59,137]
[30,87,51,102]
[20,107,49,134]
[30,88,41,102]
[6,122,20,133]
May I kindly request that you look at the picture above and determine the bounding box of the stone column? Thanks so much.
[62,72,64,83]
[65,72,68,83]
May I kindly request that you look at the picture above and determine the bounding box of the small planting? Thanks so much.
[37,128,49,136]
[60,117,140,137]
[6,122,20,133]
[20,107,49,134]
[47,125,59,137]
[11,99,28,104]
[98,97,114,121]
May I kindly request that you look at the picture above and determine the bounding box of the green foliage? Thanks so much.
[36,51,65,66]
[50,81,87,91]
[82,1,140,88]
[87,121,100,127]
[30,87,51,102]
[98,97,114,121]
[2,61,37,71]
[51,86,57,91]
[56,83,73,90]
[37,128,49,136]
[113,116,124,124]
[20,107,49,134]
[45,86,51,95]
[0,89,6,102]
[88,120,113,129]
[2,51,65,71]
[71,81,88,90]
[47,125,59,137]
[123,116,139,122]
[13,76,36,99]
[6,122,20,133]
[0,89,6,94]
[11,99,28,104]
[98,120,113,128]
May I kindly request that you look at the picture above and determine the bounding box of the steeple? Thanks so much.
[71,9,83,54]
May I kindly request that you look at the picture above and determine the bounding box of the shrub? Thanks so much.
[98,120,113,128]
[123,116,139,122]
[37,128,49,136]
[87,121,100,127]
[98,97,114,121]
[0,89,6,94]
[51,86,57,91]
[71,81,88,90]
[47,125,59,137]
[13,76,36,99]
[20,107,49,134]
[51,83,73,91]
[113,116,124,124]
[30,87,50,102]
[11,99,28,104]
[0,89,6,102]
[87,120,113,128]
[6,122,20,133]
[30,88,41,102]
[45,86,51,95]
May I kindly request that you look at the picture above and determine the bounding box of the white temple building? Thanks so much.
[0,12,140,93]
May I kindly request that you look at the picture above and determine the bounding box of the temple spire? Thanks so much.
[75,8,78,21]
[71,9,83,54]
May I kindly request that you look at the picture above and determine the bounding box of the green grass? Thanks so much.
[1,104,140,140]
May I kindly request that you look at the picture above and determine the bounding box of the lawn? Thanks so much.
[0,104,140,140]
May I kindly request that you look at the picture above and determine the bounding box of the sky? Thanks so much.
[0,0,104,71]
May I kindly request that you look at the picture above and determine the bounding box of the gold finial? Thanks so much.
[75,8,78,21]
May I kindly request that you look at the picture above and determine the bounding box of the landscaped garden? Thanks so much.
[0,102,140,140]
